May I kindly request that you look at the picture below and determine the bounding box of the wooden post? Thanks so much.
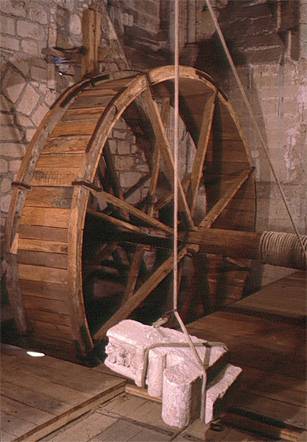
[81,8,102,77]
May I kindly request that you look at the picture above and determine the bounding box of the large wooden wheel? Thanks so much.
[5,66,255,360]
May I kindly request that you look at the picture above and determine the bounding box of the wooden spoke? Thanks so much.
[155,175,190,211]
[122,245,145,302]
[97,159,112,194]
[88,188,173,234]
[87,208,143,233]
[199,168,254,229]
[142,87,194,229]
[124,174,150,200]
[87,208,173,245]
[121,100,171,304]
[189,91,217,216]
[103,143,123,198]
[93,247,187,341]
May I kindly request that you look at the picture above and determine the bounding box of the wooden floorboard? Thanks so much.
[187,270,307,440]
[0,344,125,442]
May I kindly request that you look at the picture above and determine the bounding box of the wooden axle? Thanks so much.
[87,213,306,270]
[187,229,307,270]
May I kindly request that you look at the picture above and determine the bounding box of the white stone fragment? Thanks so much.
[105,320,241,429]
[204,364,242,423]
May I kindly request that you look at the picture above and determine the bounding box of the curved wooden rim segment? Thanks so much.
[5,66,256,359]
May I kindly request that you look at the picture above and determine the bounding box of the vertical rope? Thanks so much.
[204,0,307,261]
[173,0,179,312]
[173,0,208,423]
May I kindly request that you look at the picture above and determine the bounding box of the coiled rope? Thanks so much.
[259,231,307,270]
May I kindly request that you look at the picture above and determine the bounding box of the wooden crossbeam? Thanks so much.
[200,168,254,229]
[142,88,194,229]
[93,247,187,341]
[89,188,173,234]
[189,91,217,216]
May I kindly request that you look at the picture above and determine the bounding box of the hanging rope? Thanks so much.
[172,0,209,423]
[204,0,306,261]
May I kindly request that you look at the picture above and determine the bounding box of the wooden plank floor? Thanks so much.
[1,271,306,441]
[188,270,307,441]
[0,345,125,442]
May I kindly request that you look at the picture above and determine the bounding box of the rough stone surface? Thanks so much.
[20,39,39,56]
[105,320,241,428]
[17,20,45,40]
[2,68,25,103]
[16,84,39,115]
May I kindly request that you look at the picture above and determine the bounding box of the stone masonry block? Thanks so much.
[11,57,30,76]
[0,126,22,142]
[31,66,47,82]
[21,39,39,56]
[0,159,8,174]
[117,140,130,154]
[113,129,126,140]
[0,95,11,112]
[0,177,11,193]
[120,171,142,188]
[114,155,135,171]
[29,2,48,25]
[16,84,39,116]
[9,159,21,174]
[0,142,25,158]
[31,103,48,127]
[0,35,19,51]
[0,0,26,17]
[17,20,45,40]
[105,320,241,428]
[0,193,11,212]
[2,68,25,103]
[26,128,36,141]
[0,113,14,125]
[0,16,15,35]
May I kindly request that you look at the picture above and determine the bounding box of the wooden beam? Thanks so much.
[187,228,261,259]
[87,208,143,233]
[122,246,145,301]
[81,8,102,77]
[200,168,254,229]
[142,88,194,229]
[93,248,187,341]
[189,91,216,216]
[88,188,173,235]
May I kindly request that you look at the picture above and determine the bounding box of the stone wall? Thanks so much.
[179,0,306,287]
[0,0,162,285]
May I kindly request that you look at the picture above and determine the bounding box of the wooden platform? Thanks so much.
[0,345,125,442]
[1,270,306,441]
[187,270,306,441]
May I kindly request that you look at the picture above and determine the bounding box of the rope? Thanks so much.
[204,0,307,261]
[172,0,209,423]
[259,231,307,270]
